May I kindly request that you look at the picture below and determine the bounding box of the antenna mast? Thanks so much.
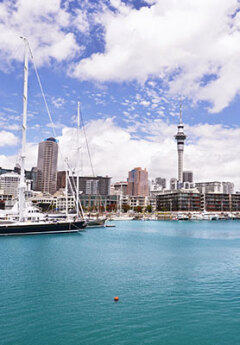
[19,37,29,222]
[179,103,183,124]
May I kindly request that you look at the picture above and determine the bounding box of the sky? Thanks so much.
[1,0,240,189]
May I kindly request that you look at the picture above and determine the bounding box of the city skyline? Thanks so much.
[0,1,240,188]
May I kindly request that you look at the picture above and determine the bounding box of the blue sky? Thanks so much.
[1,0,240,188]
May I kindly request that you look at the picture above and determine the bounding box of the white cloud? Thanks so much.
[0,131,18,147]
[50,117,240,190]
[3,118,240,189]
[71,0,240,112]
[52,97,65,109]
[0,0,83,69]
[140,100,150,107]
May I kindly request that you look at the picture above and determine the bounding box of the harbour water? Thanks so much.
[1,220,240,344]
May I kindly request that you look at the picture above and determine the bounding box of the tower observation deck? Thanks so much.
[174,106,187,184]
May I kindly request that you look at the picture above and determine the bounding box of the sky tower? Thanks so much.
[174,105,187,184]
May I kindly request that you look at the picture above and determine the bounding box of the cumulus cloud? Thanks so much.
[44,117,240,190]
[0,131,18,147]
[0,0,83,69]
[5,118,240,188]
[71,0,240,112]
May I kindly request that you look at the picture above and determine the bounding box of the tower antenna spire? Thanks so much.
[179,102,183,124]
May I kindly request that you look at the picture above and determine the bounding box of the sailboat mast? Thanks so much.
[19,37,28,222]
[65,168,69,219]
[76,101,80,218]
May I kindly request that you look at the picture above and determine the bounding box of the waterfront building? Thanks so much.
[128,195,148,208]
[195,181,234,194]
[111,181,128,195]
[72,175,111,196]
[203,193,231,212]
[127,167,149,196]
[57,172,111,196]
[231,194,240,212]
[0,172,20,197]
[36,137,58,195]
[156,191,240,212]
[183,171,193,183]
[31,193,118,212]
[174,106,187,183]
[156,190,201,212]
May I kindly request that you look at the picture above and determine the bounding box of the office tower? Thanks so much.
[127,167,149,196]
[37,137,58,194]
[175,106,187,183]
[183,171,193,183]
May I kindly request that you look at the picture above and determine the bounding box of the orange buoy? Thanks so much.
[114,296,119,302]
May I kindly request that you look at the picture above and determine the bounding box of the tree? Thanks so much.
[134,206,143,213]
[145,205,153,213]
[122,204,131,213]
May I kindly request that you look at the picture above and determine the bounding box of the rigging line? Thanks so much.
[26,40,84,218]
[27,44,58,140]
[80,109,107,213]
[79,108,95,177]
[65,158,85,218]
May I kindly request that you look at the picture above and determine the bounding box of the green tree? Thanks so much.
[145,205,153,213]
[122,204,131,213]
[134,206,143,213]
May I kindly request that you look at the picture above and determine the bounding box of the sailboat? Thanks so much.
[0,38,86,235]
[72,102,107,228]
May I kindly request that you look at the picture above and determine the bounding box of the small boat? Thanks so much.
[177,213,189,220]
[202,212,219,220]
[85,218,107,228]
[109,215,134,221]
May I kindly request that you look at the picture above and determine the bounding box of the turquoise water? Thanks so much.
[1,220,240,345]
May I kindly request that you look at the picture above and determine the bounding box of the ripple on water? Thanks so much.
[1,221,240,345]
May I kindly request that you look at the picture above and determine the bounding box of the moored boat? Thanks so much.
[1,38,86,236]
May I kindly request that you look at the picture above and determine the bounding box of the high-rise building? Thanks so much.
[183,171,193,183]
[37,137,58,194]
[127,167,149,196]
[175,106,187,183]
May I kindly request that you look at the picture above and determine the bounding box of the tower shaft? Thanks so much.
[174,110,187,185]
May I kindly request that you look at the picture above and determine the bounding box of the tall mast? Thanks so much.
[19,37,29,222]
[65,168,68,219]
[76,101,80,218]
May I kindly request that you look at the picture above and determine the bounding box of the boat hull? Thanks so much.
[86,218,106,228]
[0,220,86,236]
